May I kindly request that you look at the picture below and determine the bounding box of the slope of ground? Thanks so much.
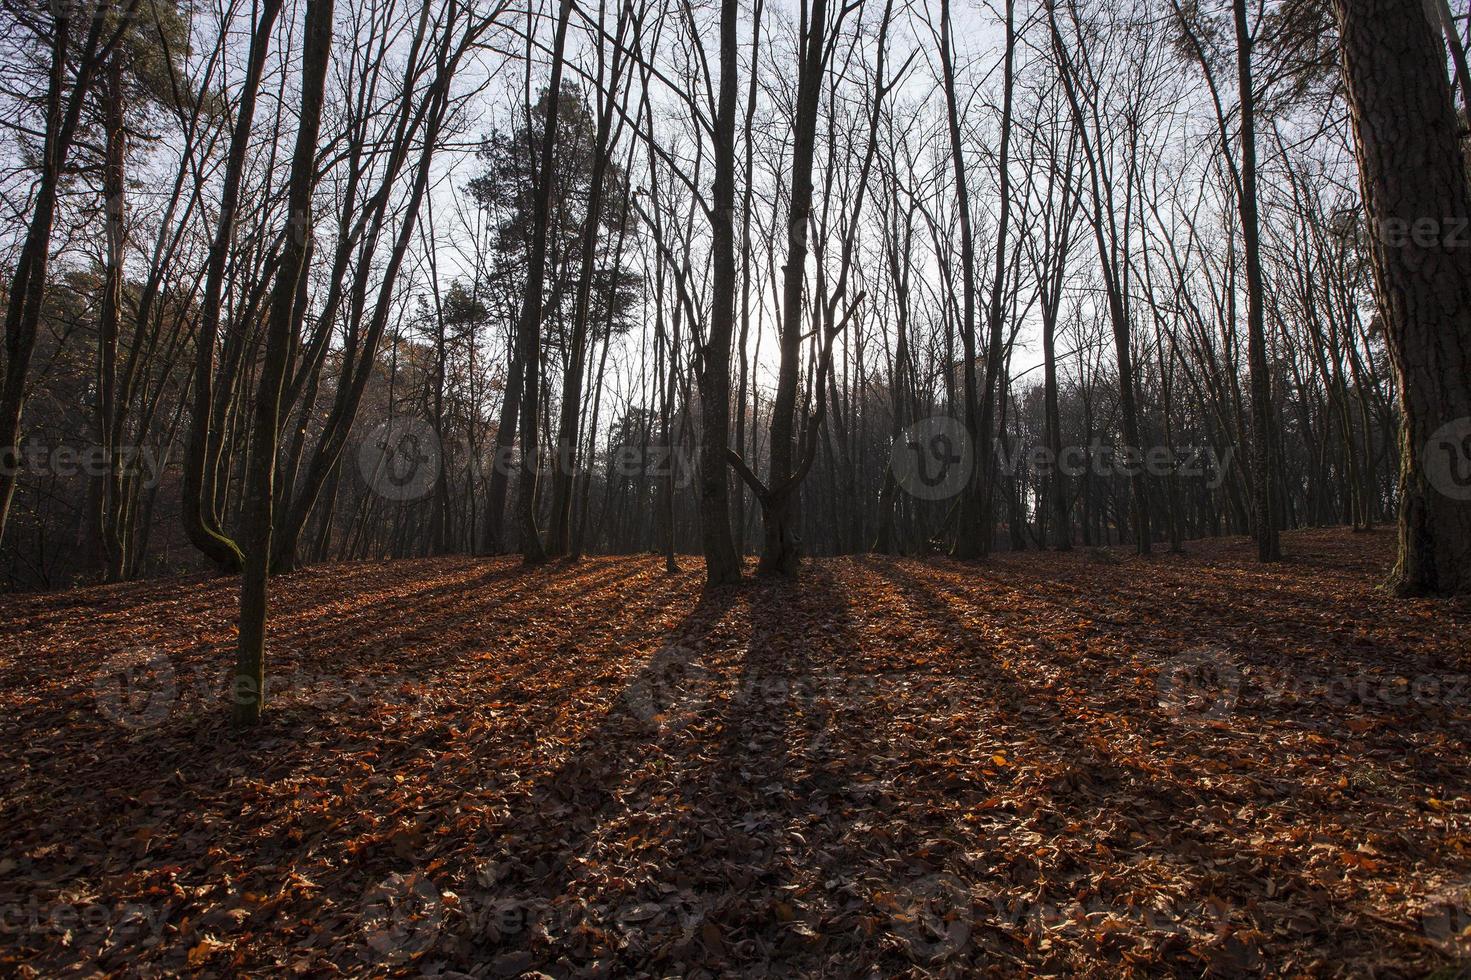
[1,529,1469,977]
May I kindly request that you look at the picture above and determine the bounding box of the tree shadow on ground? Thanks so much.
[451,565,991,976]
[2,541,1465,976]
[0,557,679,975]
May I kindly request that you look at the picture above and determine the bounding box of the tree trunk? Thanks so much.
[0,4,126,546]
[697,0,744,585]
[1234,0,1280,562]
[757,0,828,577]
[96,54,127,581]
[1333,0,1471,595]
[233,0,334,726]
[514,0,575,566]
[976,0,1018,556]
[937,0,983,559]
[1042,302,1069,551]
[548,27,626,557]
[181,0,283,572]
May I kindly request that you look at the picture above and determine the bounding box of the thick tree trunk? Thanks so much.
[759,0,828,578]
[1333,0,1471,595]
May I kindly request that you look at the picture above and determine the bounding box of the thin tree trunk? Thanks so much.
[96,54,127,581]
[514,0,575,566]
[937,0,982,559]
[548,14,628,556]
[1,2,135,546]
[181,0,283,572]
[233,0,334,727]
[1233,0,1280,562]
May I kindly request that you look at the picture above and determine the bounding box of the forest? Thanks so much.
[1,0,1470,973]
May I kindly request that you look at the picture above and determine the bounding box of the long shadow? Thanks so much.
[456,564,990,975]
[716,565,987,974]
[918,547,1471,746]
[986,542,1471,678]
[864,557,1432,973]
[5,547,1463,974]
[0,557,677,975]
[440,580,745,970]
[270,560,642,678]
[903,550,1471,781]
[0,553,469,640]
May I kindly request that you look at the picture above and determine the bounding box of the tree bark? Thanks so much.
[233,0,334,726]
[696,0,744,585]
[756,0,827,577]
[1233,0,1281,562]
[181,0,283,572]
[1333,0,1471,595]
[514,0,575,566]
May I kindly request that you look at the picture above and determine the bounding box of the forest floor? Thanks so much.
[2,529,1470,977]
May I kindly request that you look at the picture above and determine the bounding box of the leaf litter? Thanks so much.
[0,528,1468,976]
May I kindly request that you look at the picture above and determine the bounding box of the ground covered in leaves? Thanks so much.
[2,528,1471,977]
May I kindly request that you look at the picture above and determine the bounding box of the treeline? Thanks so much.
[0,0,1468,717]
